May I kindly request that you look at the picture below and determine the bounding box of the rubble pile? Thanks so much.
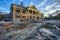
[0,21,60,40]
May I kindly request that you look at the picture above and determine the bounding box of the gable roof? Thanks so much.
[27,5,40,12]
[27,5,37,10]
[10,3,26,10]
[10,3,40,12]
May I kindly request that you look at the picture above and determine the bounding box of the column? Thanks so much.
[39,13,40,20]
[38,13,39,20]
[19,9,20,18]
[35,12,36,20]
[32,10,33,19]
[20,9,23,18]
[13,8,16,20]
[28,9,30,19]
[26,10,28,19]
[37,12,39,20]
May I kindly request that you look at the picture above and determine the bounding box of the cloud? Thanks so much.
[53,0,60,3]
[45,3,57,10]
[46,10,56,13]
[5,10,10,13]
[42,2,60,17]
[0,6,10,13]
[55,5,60,7]
[0,6,7,10]
[26,0,60,17]
[43,7,60,17]
[30,1,34,5]
[43,10,56,17]
[29,0,34,5]
[43,8,59,17]
[37,0,47,7]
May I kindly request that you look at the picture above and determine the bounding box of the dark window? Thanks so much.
[33,11,35,15]
[36,12,38,15]
[36,17,39,20]
[33,16,35,19]
[5,20,7,22]
[22,16,26,18]
[16,16,20,18]
[23,11,25,13]
[16,9,20,12]
[0,32,2,35]
[29,10,32,14]
[20,20,23,22]
[30,16,32,19]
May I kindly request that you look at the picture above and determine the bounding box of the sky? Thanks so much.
[0,0,60,16]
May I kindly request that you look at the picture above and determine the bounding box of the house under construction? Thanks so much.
[10,2,44,22]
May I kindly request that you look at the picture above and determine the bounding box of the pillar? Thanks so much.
[28,9,30,19]
[32,10,33,19]
[26,10,28,19]
[13,8,16,20]
[35,12,36,20]
[20,9,23,18]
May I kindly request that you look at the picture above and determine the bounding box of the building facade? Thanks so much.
[10,2,44,22]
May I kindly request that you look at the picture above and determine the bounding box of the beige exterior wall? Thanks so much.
[12,5,44,22]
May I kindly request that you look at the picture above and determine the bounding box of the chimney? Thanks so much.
[21,2,23,6]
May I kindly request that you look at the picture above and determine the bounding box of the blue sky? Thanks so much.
[0,0,60,16]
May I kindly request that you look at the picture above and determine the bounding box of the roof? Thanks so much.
[10,3,26,10]
[27,5,37,10]
[10,3,40,12]
[27,5,40,12]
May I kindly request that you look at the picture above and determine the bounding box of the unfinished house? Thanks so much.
[10,2,44,22]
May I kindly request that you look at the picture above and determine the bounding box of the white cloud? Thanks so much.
[45,3,57,10]
[46,10,56,13]
[29,0,34,5]
[37,0,47,7]
[44,0,60,10]
[43,8,60,17]
[43,3,58,17]
[37,0,60,17]
[43,11,55,17]
[44,13,49,17]
[0,6,6,10]
[0,6,10,13]
[30,1,34,5]
[55,5,60,7]
[5,10,10,13]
